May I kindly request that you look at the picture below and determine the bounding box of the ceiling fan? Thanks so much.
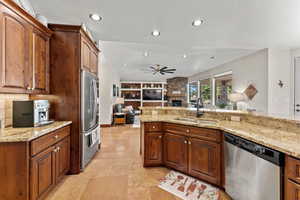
[144,64,176,75]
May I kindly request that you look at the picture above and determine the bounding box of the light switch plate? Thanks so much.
[231,116,241,122]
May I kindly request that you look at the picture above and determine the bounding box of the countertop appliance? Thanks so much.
[13,100,54,128]
[81,70,100,169]
[224,133,284,200]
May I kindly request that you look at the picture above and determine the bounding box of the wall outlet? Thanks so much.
[231,116,241,122]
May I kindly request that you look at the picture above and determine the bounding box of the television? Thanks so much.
[143,89,162,100]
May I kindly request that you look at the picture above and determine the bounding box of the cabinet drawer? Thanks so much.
[163,123,189,136]
[286,156,300,184]
[189,127,221,143]
[31,126,70,156]
[144,122,162,132]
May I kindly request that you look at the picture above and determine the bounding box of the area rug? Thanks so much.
[158,171,220,200]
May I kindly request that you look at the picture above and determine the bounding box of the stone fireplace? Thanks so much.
[166,77,188,107]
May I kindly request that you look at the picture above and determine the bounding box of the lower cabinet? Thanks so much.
[30,136,70,200]
[142,122,223,187]
[188,137,221,185]
[30,146,56,200]
[164,132,188,173]
[144,132,163,166]
[285,156,300,200]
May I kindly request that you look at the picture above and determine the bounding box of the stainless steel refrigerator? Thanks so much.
[81,70,100,169]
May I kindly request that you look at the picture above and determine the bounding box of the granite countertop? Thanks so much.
[140,115,300,159]
[0,121,72,142]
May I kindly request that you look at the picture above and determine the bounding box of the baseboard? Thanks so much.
[100,124,111,127]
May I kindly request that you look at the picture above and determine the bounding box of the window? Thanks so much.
[188,82,199,105]
[199,79,212,107]
[214,73,232,109]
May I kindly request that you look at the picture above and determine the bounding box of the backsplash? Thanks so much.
[0,94,29,128]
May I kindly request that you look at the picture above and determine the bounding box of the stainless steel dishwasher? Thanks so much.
[224,133,284,200]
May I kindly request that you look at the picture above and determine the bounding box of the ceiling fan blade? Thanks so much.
[160,66,168,71]
[163,69,176,72]
[150,66,156,70]
[164,71,175,73]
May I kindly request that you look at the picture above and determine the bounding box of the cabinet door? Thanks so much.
[55,137,70,183]
[0,6,29,93]
[90,50,98,74]
[286,179,300,200]
[30,146,56,200]
[164,132,188,173]
[188,137,221,185]
[31,30,50,93]
[144,132,163,166]
[81,39,90,70]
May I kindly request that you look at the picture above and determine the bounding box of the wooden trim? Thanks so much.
[1,0,53,36]
[48,24,100,52]
[100,124,111,128]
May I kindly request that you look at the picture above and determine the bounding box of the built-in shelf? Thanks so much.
[121,81,168,108]
[124,99,141,102]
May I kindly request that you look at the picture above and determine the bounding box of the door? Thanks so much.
[145,132,163,166]
[295,57,300,119]
[81,70,98,132]
[55,137,70,183]
[285,179,300,200]
[30,146,56,200]
[164,132,188,173]
[90,51,98,74]
[188,137,221,185]
[81,39,90,70]
[31,30,49,93]
[0,6,29,93]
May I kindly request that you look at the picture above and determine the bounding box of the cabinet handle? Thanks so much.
[53,148,58,153]
[152,126,155,129]
[57,147,60,152]
[188,141,192,145]
[54,135,59,139]
[184,140,187,144]
[158,136,162,139]
[186,129,190,133]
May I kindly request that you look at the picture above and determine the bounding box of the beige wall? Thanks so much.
[0,94,29,128]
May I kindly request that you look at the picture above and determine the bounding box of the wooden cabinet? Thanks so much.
[142,122,223,187]
[0,125,71,200]
[285,156,300,200]
[30,146,56,200]
[0,4,29,93]
[90,50,98,73]
[81,37,98,75]
[0,0,52,94]
[144,132,163,166]
[286,179,300,200]
[188,137,221,185]
[31,30,49,93]
[55,136,70,183]
[164,132,188,173]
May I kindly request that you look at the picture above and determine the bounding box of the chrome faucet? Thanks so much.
[196,97,204,117]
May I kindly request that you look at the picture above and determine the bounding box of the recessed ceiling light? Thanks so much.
[183,54,187,58]
[123,64,127,67]
[192,19,203,27]
[89,13,102,22]
[151,30,160,37]
[210,56,215,59]
[144,52,149,57]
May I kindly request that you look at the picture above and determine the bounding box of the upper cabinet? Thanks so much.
[81,35,99,75]
[0,0,52,94]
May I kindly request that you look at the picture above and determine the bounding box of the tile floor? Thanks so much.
[45,125,230,200]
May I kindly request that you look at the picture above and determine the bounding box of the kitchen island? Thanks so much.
[140,107,300,200]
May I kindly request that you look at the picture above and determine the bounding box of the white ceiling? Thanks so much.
[31,0,300,81]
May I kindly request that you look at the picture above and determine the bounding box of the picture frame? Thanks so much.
[113,84,117,97]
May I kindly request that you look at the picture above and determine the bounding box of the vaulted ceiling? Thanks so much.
[31,0,300,81]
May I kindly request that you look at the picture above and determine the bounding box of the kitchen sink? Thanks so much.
[173,117,217,125]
